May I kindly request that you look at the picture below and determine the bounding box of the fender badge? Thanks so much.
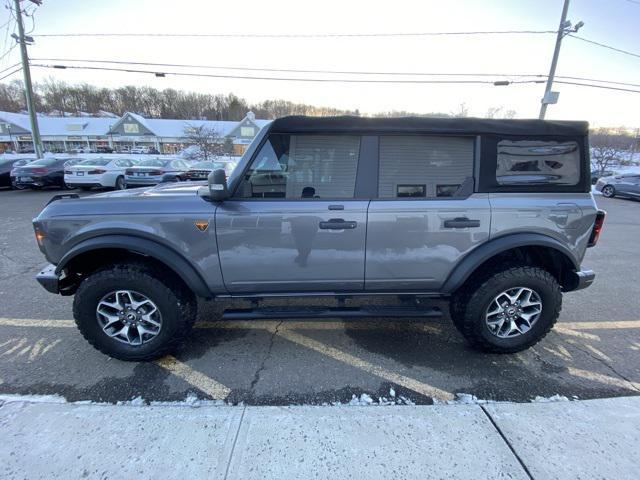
[194,220,209,232]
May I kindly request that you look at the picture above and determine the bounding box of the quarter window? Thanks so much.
[378,136,474,198]
[237,134,360,199]
[496,140,580,185]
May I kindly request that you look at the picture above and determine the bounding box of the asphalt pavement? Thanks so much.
[0,187,639,405]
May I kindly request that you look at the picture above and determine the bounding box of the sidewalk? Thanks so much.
[1,395,638,479]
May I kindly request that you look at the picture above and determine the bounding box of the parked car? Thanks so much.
[95,146,114,154]
[130,146,152,154]
[33,116,603,361]
[11,157,71,189]
[1,157,35,188]
[595,173,640,199]
[184,160,232,181]
[68,147,91,154]
[64,157,135,190]
[124,158,190,187]
[590,169,615,185]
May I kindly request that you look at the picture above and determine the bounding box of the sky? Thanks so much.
[1,0,638,127]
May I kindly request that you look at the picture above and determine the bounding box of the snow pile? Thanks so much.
[532,394,570,403]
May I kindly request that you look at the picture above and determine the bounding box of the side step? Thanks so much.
[221,305,442,320]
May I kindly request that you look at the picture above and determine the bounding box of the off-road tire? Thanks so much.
[73,262,197,361]
[450,266,561,353]
[601,185,615,198]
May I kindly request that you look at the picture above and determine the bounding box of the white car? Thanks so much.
[130,146,151,154]
[64,158,135,190]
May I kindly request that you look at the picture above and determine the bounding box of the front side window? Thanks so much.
[378,135,474,198]
[237,134,360,199]
[496,140,580,185]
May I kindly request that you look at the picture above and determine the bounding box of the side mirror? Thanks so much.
[207,168,229,201]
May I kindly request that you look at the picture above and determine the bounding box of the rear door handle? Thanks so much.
[319,218,358,230]
[443,217,480,228]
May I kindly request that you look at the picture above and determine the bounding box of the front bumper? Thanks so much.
[36,264,59,294]
[570,269,595,291]
[36,263,77,295]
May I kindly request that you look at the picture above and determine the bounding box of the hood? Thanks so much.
[92,181,206,198]
[36,181,212,219]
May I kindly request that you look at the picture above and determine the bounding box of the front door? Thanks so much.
[216,133,368,293]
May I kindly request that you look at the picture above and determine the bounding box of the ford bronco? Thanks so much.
[33,116,605,360]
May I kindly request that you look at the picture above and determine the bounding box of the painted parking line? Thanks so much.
[155,355,231,400]
[3,317,640,331]
[275,328,455,402]
[560,320,640,330]
[567,366,640,392]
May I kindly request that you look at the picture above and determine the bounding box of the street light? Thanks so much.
[6,124,13,152]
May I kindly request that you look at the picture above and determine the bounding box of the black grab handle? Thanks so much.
[443,217,480,229]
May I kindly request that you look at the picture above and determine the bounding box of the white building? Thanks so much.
[0,111,270,155]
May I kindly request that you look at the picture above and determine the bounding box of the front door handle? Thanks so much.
[319,218,358,230]
[443,217,480,228]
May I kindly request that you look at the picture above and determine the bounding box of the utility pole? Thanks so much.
[538,0,583,119]
[13,0,43,158]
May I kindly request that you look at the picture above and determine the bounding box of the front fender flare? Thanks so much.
[56,234,212,298]
[441,233,580,294]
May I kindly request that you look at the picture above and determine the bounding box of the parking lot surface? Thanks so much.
[0,188,639,405]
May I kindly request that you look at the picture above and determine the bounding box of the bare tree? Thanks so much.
[183,124,222,161]
[590,127,632,174]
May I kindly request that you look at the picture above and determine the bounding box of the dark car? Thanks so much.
[184,160,227,181]
[95,146,114,154]
[0,157,36,188]
[11,157,71,189]
[124,158,190,187]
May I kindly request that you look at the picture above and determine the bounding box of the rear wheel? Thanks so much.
[601,185,615,198]
[73,263,197,361]
[451,266,561,353]
[114,176,125,190]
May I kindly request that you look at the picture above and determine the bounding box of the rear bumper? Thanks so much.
[570,269,595,291]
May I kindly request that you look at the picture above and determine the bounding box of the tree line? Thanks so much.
[0,78,361,120]
[0,80,519,121]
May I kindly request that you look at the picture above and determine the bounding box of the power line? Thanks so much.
[553,79,640,94]
[32,29,557,39]
[30,57,640,88]
[30,57,546,78]
[28,63,640,94]
[568,34,640,59]
[30,63,544,85]
[0,65,21,81]
[0,61,20,74]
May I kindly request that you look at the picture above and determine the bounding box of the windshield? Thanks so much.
[137,159,167,167]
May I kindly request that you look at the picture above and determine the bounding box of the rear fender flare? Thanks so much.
[441,233,580,294]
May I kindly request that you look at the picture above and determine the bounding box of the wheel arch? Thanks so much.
[56,234,212,298]
[442,233,581,294]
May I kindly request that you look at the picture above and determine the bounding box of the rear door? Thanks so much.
[365,135,490,291]
[215,134,369,293]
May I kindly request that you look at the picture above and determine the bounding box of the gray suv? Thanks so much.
[33,116,605,361]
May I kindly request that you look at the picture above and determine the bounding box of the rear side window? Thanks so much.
[378,136,474,198]
[238,134,360,199]
[496,140,580,185]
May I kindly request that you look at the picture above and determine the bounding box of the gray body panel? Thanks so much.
[35,183,226,295]
[215,200,369,293]
[488,193,598,265]
[365,194,491,291]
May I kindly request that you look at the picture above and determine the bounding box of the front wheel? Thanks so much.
[73,263,197,361]
[601,185,615,198]
[451,266,561,353]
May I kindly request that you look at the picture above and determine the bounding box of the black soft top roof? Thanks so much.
[268,115,588,137]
